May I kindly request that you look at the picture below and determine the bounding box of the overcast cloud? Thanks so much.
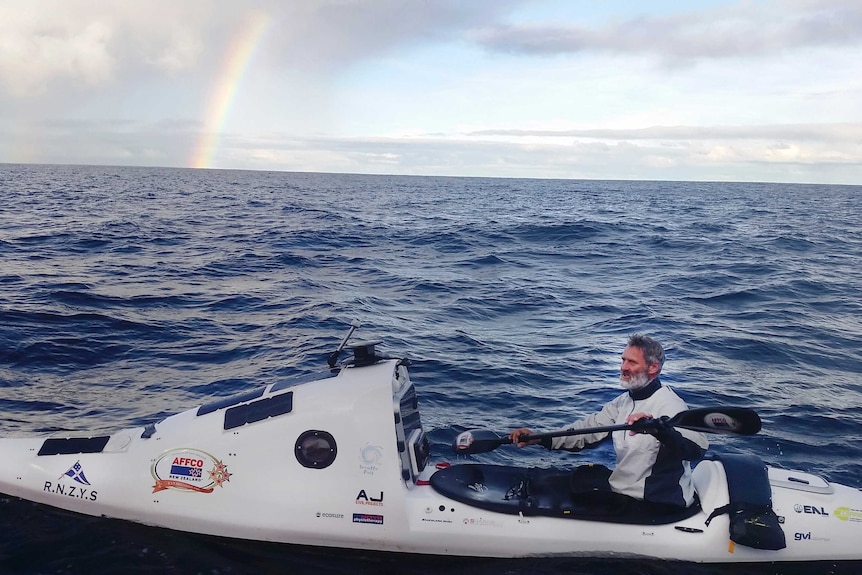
[1,0,860,183]
[477,1,862,62]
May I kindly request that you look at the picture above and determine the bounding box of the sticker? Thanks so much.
[703,413,740,431]
[463,517,504,528]
[63,461,92,485]
[834,507,862,522]
[353,513,384,525]
[42,461,98,501]
[151,448,231,493]
[794,504,829,516]
[360,443,383,476]
[421,517,454,525]
[794,531,831,542]
[355,489,384,506]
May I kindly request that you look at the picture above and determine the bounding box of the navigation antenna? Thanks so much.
[328,319,361,369]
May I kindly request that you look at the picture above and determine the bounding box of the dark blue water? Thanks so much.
[1,164,860,574]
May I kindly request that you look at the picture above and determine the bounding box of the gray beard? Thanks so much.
[620,371,650,390]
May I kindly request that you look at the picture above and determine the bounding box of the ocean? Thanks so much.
[0,163,860,574]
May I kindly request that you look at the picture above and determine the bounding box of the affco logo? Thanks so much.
[794,504,829,516]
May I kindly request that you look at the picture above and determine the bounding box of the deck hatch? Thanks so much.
[223,391,294,430]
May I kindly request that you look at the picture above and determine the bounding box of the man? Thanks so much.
[509,334,707,509]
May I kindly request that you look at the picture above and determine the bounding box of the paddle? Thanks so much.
[453,406,761,455]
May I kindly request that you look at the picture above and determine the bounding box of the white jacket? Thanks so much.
[548,379,708,507]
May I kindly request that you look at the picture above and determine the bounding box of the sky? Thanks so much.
[1,0,861,184]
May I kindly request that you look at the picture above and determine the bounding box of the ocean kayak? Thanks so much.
[1,330,860,563]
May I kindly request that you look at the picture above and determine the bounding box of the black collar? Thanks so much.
[628,377,662,401]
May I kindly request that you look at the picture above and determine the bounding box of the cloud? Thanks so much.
[467,123,862,143]
[4,113,858,183]
[0,0,520,98]
[193,123,862,182]
[0,1,221,97]
[1,0,859,184]
[259,0,519,72]
[475,0,862,65]
[0,10,113,96]
[0,116,197,166]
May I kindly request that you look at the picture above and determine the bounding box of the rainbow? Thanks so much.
[189,11,271,169]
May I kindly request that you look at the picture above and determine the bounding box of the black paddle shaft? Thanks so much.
[520,406,761,443]
[453,406,761,455]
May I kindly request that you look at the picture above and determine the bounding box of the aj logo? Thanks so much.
[356,489,384,504]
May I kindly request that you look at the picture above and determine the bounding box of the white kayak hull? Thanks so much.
[2,349,861,562]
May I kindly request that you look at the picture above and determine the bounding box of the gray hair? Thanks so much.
[627,334,665,370]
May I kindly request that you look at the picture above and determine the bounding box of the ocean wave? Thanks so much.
[1,165,861,574]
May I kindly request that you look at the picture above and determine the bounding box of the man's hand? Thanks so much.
[626,412,655,435]
[508,427,540,447]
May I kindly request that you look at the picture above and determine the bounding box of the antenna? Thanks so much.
[328,320,361,368]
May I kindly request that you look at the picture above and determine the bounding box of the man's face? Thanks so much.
[619,345,658,390]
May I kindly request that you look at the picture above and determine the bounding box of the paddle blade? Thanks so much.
[671,407,761,435]
[453,429,511,455]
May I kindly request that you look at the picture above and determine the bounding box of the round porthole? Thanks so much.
[295,430,337,469]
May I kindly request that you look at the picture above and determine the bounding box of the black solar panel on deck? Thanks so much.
[223,392,294,430]
[197,388,265,416]
[38,436,111,456]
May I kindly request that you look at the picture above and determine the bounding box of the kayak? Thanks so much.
[1,330,861,563]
